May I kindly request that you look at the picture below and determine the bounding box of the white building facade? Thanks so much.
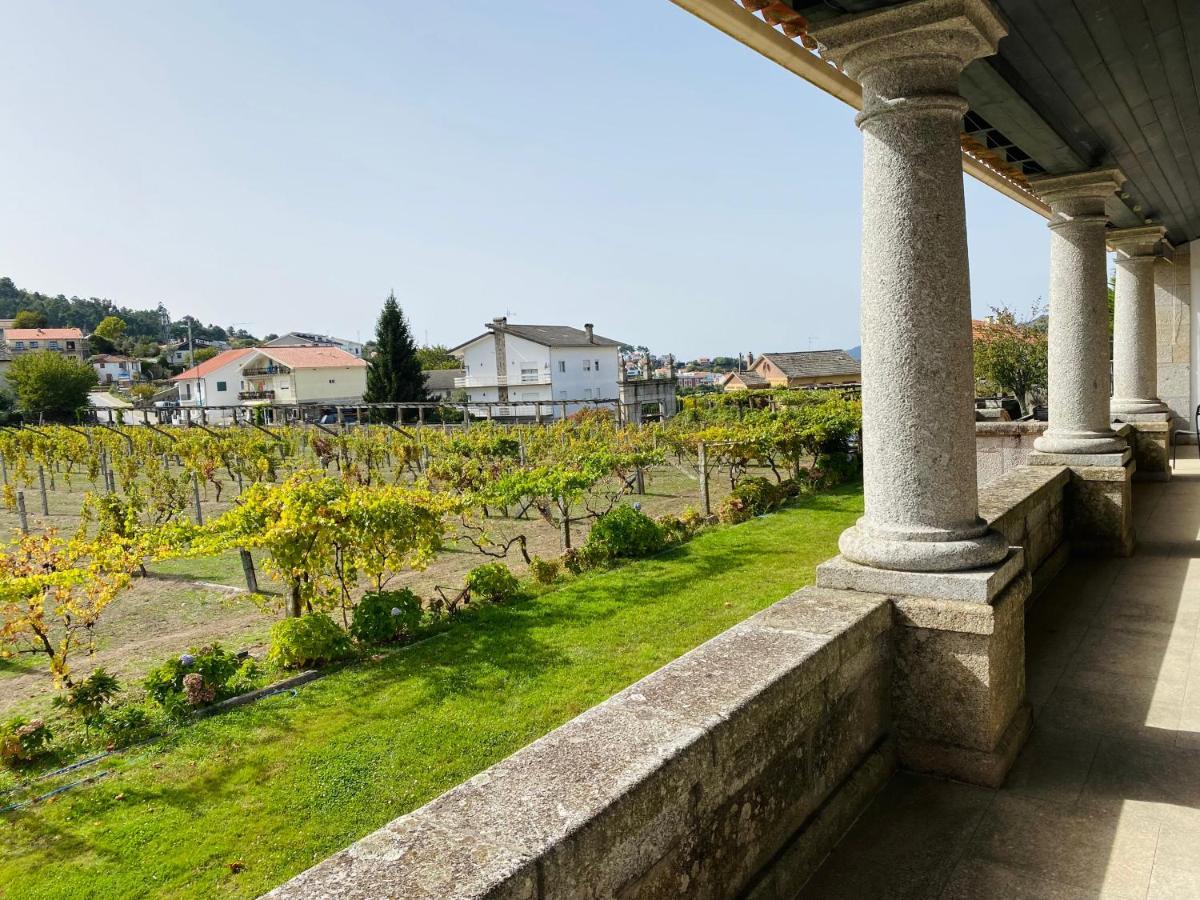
[451,320,623,417]
[171,346,366,421]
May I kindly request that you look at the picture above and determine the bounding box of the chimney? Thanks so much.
[490,316,508,330]
[584,323,594,343]
[747,351,755,368]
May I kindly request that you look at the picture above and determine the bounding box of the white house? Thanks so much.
[91,354,142,385]
[165,337,231,367]
[234,346,367,407]
[170,348,255,415]
[264,332,365,358]
[170,345,366,420]
[449,319,624,417]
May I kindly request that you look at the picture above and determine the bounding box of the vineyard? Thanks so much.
[0,389,859,755]
[0,389,861,898]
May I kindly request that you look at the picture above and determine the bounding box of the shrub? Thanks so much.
[53,668,121,729]
[144,644,261,713]
[718,476,785,524]
[465,562,520,603]
[679,505,707,533]
[0,717,53,766]
[529,556,561,585]
[817,451,861,486]
[584,505,667,563]
[268,614,353,669]
[350,589,423,645]
[101,703,160,748]
[561,547,586,576]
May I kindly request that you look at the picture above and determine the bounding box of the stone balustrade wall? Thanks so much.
[267,590,894,900]
[979,465,1070,599]
[976,421,1049,487]
[267,466,1083,900]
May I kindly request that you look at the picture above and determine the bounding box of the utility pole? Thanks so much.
[188,320,202,410]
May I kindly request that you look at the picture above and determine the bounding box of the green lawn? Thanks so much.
[0,486,862,899]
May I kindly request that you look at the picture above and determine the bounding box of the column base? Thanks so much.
[1033,428,1126,455]
[837,519,1009,573]
[1028,447,1133,468]
[1111,398,1169,416]
[817,552,1030,788]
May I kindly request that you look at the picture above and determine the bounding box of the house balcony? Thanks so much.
[239,390,275,401]
[241,366,289,377]
[453,372,551,388]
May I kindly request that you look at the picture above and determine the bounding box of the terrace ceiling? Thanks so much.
[678,0,1200,244]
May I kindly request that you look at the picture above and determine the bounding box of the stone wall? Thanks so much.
[1155,243,1192,435]
[978,465,1069,598]
[976,421,1048,487]
[267,590,894,900]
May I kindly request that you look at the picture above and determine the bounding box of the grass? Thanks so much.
[0,485,862,899]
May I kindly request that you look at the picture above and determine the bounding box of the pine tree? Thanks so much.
[364,291,427,405]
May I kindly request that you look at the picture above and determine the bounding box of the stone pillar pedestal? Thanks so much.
[809,0,1024,788]
[817,553,1031,788]
[1030,444,1136,556]
[1030,170,1126,456]
[1124,417,1172,482]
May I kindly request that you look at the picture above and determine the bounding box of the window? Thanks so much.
[13,341,23,349]
[583,359,592,372]
[66,341,76,350]
[28,341,38,348]
[328,378,336,384]
[558,360,566,373]
[48,341,60,349]
[594,359,600,371]
[216,381,227,392]
[583,388,593,399]
[520,366,538,383]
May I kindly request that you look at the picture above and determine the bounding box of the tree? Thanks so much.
[12,309,47,329]
[192,347,218,364]
[416,344,460,370]
[8,352,98,419]
[0,529,137,687]
[973,306,1048,415]
[93,315,127,345]
[364,291,427,405]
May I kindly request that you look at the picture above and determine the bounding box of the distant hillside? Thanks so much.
[847,345,861,361]
[0,276,255,344]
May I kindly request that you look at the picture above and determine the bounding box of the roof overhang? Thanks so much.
[671,0,1197,243]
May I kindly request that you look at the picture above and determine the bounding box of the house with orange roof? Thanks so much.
[171,345,367,418]
[5,327,87,361]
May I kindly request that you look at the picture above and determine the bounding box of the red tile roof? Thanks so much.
[258,346,367,369]
[171,348,254,381]
[6,328,85,341]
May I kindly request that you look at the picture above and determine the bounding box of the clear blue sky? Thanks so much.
[1,0,1051,360]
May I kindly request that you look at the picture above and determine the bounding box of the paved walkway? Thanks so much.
[802,460,1200,899]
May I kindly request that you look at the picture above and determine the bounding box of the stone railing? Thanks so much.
[267,589,894,899]
[976,421,1047,487]
[978,465,1069,599]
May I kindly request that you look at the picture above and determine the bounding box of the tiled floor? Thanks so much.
[801,460,1200,899]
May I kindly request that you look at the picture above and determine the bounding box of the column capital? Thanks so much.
[1028,168,1124,212]
[1108,224,1166,258]
[808,0,1006,83]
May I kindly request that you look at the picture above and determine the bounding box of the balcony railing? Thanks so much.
[454,372,551,388]
[241,366,288,377]
[239,390,276,401]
